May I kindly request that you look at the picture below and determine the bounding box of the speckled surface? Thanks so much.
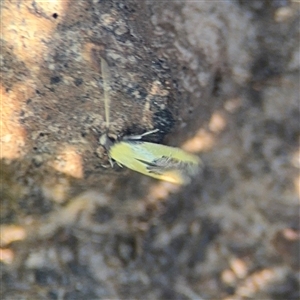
[1,1,299,299]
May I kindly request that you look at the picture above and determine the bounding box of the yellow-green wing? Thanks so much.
[109,141,200,184]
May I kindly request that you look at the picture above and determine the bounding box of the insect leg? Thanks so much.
[124,129,159,140]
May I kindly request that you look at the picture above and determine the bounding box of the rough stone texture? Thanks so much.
[1,0,299,299]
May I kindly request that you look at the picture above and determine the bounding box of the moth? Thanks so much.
[99,57,200,184]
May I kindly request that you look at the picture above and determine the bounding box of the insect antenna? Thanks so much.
[99,57,114,152]
[100,57,111,130]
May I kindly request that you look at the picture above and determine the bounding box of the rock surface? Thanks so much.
[1,1,299,299]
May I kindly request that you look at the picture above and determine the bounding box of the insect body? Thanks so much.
[109,139,200,184]
[99,57,200,184]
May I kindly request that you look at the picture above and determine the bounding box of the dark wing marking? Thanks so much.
[135,158,165,175]
[136,156,197,176]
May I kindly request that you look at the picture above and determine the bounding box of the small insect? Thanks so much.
[99,57,200,184]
